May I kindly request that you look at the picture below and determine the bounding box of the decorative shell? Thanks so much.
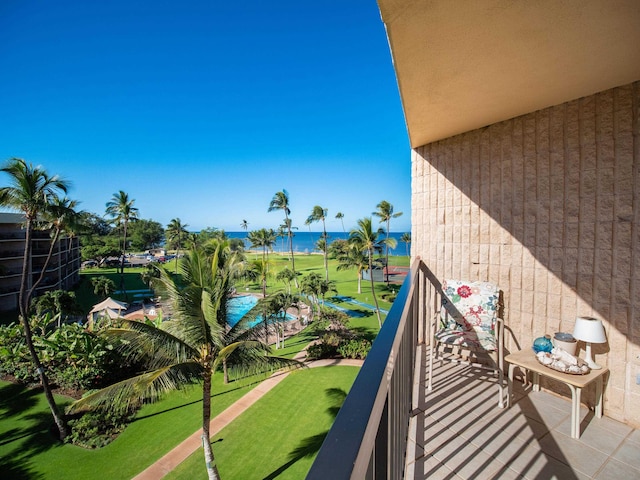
[535,348,590,375]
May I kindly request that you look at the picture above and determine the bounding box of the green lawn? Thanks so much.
[0,373,263,479]
[166,366,360,480]
[0,252,404,478]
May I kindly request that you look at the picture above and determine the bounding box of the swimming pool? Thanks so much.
[226,295,295,328]
[227,295,258,327]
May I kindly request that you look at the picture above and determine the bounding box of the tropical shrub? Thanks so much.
[0,323,36,382]
[337,339,372,359]
[306,341,336,360]
[306,331,371,360]
[65,407,136,449]
[0,319,138,392]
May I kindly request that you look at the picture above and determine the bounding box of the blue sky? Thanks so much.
[0,0,411,233]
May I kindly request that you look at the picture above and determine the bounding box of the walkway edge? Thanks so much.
[132,356,363,480]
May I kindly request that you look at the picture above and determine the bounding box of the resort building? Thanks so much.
[0,212,81,312]
[309,2,640,478]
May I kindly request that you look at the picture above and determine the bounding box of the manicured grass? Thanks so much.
[0,252,401,477]
[76,266,156,311]
[0,372,263,479]
[166,366,360,480]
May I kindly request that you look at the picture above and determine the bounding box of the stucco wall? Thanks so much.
[412,82,639,426]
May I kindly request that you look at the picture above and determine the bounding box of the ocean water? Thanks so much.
[225,231,410,256]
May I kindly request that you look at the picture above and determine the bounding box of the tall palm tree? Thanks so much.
[31,196,81,301]
[401,232,411,258]
[335,212,346,232]
[0,157,70,439]
[105,191,138,297]
[373,200,403,284]
[247,228,276,265]
[336,242,369,294]
[350,217,385,327]
[258,292,300,349]
[268,189,298,288]
[280,218,298,256]
[306,205,329,281]
[166,218,189,273]
[68,243,301,480]
[276,267,296,294]
[300,272,323,319]
[247,258,270,297]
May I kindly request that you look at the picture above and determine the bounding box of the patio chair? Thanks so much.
[428,279,505,408]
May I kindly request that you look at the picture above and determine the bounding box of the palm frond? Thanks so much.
[66,361,203,414]
[106,321,200,369]
[217,349,305,380]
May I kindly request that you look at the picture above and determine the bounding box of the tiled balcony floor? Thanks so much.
[407,347,640,479]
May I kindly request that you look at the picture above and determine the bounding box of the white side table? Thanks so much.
[505,349,608,439]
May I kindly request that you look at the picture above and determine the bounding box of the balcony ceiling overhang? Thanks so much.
[377,0,640,148]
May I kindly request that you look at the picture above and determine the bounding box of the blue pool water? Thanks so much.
[227,295,258,327]
[226,295,295,328]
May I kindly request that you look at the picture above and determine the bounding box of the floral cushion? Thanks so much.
[436,280,500,351]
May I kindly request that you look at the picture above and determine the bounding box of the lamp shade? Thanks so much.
[573,316,607,344]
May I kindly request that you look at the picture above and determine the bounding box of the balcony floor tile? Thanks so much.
[409,349,640,480]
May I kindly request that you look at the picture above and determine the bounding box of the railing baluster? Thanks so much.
[307,259,436,479]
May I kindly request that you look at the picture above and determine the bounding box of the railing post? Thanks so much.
[307,259,434,480]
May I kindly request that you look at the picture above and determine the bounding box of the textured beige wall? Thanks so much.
[412,82,640,426]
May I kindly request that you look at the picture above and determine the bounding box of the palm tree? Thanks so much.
[68,243,301,480]
[240,219,249,231]
[247,228,276,265]
[247,258,270,297]
[166,218,189,273]
[91,276,116,297]
[258,292,300,349]
[401,232,411,258]
[336,242,369,294]
[306,205,329,281]
[268,189,298,288]
[335,212,346,233]
[105,191,139,297]
[31,196,81,301]
[373,200,403,284]
[300,272,323,319]
[350,217,385,327]
[0,157,70,439]
[280,218,298,256]
[276,267,296,294]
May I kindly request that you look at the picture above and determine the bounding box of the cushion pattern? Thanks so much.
[437,280,499,351]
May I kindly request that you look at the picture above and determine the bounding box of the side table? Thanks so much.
[505,349,608,439]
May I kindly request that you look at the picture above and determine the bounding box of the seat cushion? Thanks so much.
[440,279,500,339]
[435,327,497,351]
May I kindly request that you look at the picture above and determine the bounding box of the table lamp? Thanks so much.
[572,316,607,369]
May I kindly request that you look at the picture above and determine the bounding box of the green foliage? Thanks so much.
[337,339,372,359]
[197,227,227,244]
[31,289,83,318]
[306,330,371,361]
[128,218,164,250]
[66,408,136,449]
[0,320,133,392]
[81,235,120,262]
[91,276,116,297]
[0,323,35,382]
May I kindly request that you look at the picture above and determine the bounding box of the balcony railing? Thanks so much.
[307,258,442,479]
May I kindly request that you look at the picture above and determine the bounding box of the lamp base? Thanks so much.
[584,342,602,370]
[585,360,602,370]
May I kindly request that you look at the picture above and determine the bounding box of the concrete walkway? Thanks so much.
[133,354,363,480]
